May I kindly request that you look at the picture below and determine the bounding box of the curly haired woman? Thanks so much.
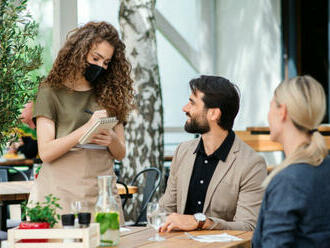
[30,22,134,224]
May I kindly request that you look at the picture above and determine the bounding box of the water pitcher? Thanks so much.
[95,175,120,246]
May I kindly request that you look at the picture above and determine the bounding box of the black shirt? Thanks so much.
[184,130,235,215]
[17,136,38,159]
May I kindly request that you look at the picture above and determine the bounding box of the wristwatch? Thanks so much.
[193,213,207,230]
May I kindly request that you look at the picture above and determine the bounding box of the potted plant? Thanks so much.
[19,194,62,243]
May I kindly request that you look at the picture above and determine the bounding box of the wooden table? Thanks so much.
[112,226,253,248]
[247,125,330,133]
[238,126,330,152]
[0,159,34,167]
[0,181,32,202]
[0,181,138,231]
[234,130,283,152]
[0,181,138,201]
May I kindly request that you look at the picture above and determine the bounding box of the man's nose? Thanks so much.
[182,104,189,113]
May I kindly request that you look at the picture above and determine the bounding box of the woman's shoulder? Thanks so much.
[37,85,59,96]
[285,156,330,175]
[35,85,71,108]
[35,85,55,102]
[269,156,330,190]
[37,84,74,98]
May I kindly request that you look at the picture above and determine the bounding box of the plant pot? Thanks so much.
[18,221,50,243]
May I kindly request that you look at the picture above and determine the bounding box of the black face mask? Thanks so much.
[84,63,106,84]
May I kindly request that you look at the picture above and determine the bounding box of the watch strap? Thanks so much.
[197,219,205,230]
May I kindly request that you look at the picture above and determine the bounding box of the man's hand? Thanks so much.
[159,213,198,232]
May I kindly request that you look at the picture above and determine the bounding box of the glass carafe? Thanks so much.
[95,175,120,247]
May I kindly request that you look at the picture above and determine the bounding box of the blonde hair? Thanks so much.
[263,75,328,187]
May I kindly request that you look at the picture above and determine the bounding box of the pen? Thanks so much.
[84,109,94,115]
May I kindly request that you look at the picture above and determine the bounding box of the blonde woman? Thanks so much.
[252,76,330,247]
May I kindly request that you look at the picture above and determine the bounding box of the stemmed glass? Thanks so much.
[147,202,167,241]
[70,200,88,227]
[71,200,84,213]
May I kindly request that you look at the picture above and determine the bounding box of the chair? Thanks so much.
[116,180,130,206]
[127,167,162,226]
[114,160,122,178]
[0,167,29,182]
[0,170,8,183]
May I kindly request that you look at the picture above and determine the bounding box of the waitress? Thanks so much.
[30,21,134,225]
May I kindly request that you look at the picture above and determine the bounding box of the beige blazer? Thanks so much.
[159,135,267,231]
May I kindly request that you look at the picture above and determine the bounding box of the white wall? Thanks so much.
[216,0,282,130]
[156,0,200,155]
[156,0,200,129]
[77,0,119,29]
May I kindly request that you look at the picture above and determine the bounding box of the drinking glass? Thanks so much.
[70,200,88,214]
[147,202,167,241]
[70,200,88,227]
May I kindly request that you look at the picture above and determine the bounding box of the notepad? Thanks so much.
[79,117,118,145]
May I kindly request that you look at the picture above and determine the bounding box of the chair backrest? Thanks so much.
[130,167,162,225]
[0,167,28,181]
[0,169,8,182]
[114,160,122,178]
[116,180,129,207]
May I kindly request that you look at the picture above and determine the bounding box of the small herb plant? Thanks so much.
[22,194,62,228]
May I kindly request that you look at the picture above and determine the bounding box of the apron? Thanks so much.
[29,148,125,225]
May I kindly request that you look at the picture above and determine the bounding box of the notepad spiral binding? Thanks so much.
[79,117,118,145]
[99,117,117,124]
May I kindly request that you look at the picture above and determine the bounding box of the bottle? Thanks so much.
[61,214,75,243]
[95,175,120,247]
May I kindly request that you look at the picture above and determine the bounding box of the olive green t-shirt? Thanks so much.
[33,86,102,139]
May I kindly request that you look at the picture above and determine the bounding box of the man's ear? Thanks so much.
[208,108,221,122]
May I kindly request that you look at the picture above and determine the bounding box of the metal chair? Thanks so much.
[116,180,130,207]
[0,170,8,183]
[127,167,162,226]
[0,166,29,182]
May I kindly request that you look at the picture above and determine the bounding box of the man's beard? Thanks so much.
[184,116,210,134]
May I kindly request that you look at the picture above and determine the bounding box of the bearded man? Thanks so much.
[159,75,267,232]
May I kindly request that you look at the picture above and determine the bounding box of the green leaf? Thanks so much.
[95,212,120,234]
[101,240,113,244]
[0,0,43,154]
[100,222,109,235]
[107,212,119,230]
[21,194,62,227]
[95,212,105,223]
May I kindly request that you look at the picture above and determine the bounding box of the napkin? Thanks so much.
[1,241,8,248]
[120,227,131,232]
[185,232,243,243]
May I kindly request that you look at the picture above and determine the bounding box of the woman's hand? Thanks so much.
[36,110,119,163]
[91,129,116,146]
[90,123,126,160]
[85,110,108,130]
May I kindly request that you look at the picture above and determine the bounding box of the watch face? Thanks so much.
[194,213,206,222]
